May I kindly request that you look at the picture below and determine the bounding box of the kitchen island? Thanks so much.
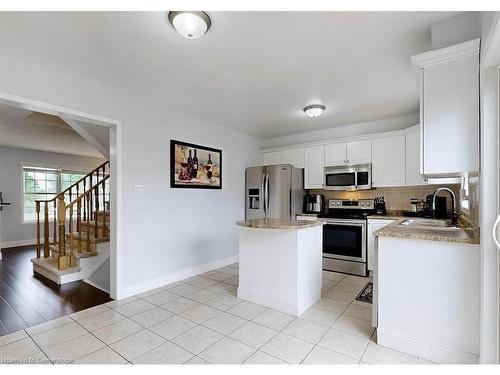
[236,219,324,316]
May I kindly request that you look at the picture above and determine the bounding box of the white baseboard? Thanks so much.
[2,239,36,248]
[121,254,239,298]
[237,287,320,316]
[377,327,479,364]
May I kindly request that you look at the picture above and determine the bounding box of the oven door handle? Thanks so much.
[323,220,366,226]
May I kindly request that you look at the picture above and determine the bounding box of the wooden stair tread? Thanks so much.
[31,257,80,275]
[65,232,110,243]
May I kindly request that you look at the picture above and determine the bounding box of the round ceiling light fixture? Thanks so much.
[168,11,211,39]
[303,104,325,118]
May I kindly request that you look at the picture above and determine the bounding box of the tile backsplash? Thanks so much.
[310,184,461,212]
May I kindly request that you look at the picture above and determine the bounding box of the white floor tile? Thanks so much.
[244,350,287,364]
[260,333,314,364]
[0,330,28,347]
[44,333,105,364]
[302,345,358,364]
[172,325,223,355]
[110,329,166,361]
[184,288,219,303]
[180,304,220,324]
[26,316,73,336]
[161,296,200,314]
[314,298,350,313]
[0,337,49,364]
[168,283,202,296]
[322,271,346,282]
[69,304,110,320]
[322,279,340,289]
[226,301,266,320]
[199,337,255,364]
[111,299,156,317]
[92,318,143,345]
[282,318,329,344]
[72,346,128,364]
[185,356,210,364]
[362,341,424,364]
[161,280,186,290]
[300,307,340,327]
[77,309,125,332]
[324,288,357,303]
[105,296,140,309]
[205,282,237,294]
[132,341,193,364]
[204,293,241,311]
[343,303,372,322]
[317,328,370,360]
[228,321,278,349]
[202,312,247,335]
[252,309,295,330]
[136,288,164,299]
[130,306,173,328]
[32,322,87,348]
[188,276,219,288]
[149,315,197,340]
[204,271,234,282]
[224,276,239,286]
[143,290,180,306]
[333,316,375,339]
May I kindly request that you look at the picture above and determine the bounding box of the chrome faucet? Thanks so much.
[431,187,458,225]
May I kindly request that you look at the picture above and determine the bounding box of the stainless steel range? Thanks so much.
[318,199,374,277]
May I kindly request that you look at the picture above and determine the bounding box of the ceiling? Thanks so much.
[0,11,460,138]
[0,104,104,157]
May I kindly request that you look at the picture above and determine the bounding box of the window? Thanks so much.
[22,166,90,222]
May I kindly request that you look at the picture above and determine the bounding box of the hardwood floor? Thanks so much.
[0,245,112,337]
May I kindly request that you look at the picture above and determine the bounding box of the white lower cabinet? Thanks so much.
[367,219,394,271]
[304,145,325,189]
[372,135,405,187]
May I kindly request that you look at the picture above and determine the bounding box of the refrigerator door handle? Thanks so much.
[265,173,270,211]
[261,173,266,215]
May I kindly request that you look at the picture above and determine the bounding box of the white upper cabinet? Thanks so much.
[405,127,427,186]
[372,135,405,187]
[304,145,324,189]
[324,143,347,166]
[346,140,372,165]
[412,39,480,177]
[262,151,283,166]
[324,140,371,167]
[282,148,305,168]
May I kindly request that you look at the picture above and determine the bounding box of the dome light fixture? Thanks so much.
[168,11,211,39]
[303,104,325,118]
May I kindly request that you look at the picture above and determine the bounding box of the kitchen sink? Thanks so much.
[398,218,460,230]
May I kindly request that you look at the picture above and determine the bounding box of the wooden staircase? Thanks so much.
[31,162,111,285]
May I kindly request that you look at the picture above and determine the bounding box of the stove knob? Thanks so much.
[360,202,365,206]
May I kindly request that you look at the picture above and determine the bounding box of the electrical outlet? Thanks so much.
[133,184,143,193]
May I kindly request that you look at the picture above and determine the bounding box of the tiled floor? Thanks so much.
[0,263,432,364]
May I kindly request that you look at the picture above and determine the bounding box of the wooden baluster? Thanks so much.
[102,177,108,237]
[83,179,87,221]
[95,184,99,238]
[89,174,93,217]
[44,202,49,258]
[69,205,76,268]
[53,199,57,245]
[77,199,82,253]
[57,196,67,270]
[36,201,41,258]
[86,196,91,252]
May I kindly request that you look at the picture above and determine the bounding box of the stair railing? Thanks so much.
[54,175,110,270]
[35,161,109,265]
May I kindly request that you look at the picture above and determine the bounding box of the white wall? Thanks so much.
[0,145,105,247]
[259,113,419,149]
[0,35,260,298]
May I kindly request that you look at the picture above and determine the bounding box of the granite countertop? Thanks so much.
[374,216,480,245]
[236,218,324,230]
[367,210,415,220]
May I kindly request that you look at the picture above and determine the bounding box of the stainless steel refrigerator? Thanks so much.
[245,164,304,220]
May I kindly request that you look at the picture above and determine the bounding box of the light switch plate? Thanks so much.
[133,184,143,193]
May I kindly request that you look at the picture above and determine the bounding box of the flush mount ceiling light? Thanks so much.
[168,11,211,39]
[303,104,325,118]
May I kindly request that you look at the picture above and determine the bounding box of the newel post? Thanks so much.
[57,196,67,270]
[35,201,41,258]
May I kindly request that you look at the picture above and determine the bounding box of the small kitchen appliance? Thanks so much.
[303,194,324,214]
[374,196,386,215]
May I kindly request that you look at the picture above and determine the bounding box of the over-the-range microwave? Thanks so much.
[324,164,372,191]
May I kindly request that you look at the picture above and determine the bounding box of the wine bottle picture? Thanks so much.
[192,149,198,178]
